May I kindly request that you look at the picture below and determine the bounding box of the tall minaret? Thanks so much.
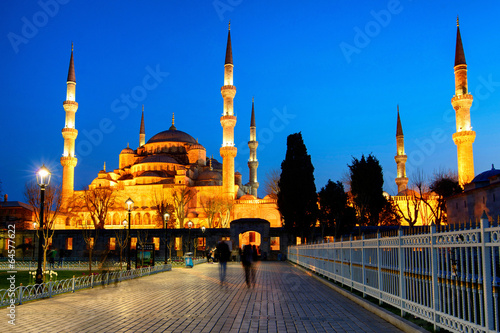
[451,17,475,186]
[61,43,78,207]
[220,22,237,199]
[139,105,145,147]
[394,105,408,193]
[248,97,259,197]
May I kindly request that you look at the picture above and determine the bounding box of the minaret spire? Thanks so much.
[139,105,145,147]
[61,43,79,208]
[248,97,259,197]
[220,24,237,199]
[169,112,176,130]
[451,19,475,186]
[395,105,408,194]
[225,21,233,65]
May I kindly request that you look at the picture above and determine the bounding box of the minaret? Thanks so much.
[139,105,145,147]
[394,105,408,193]
[61,43,78,207]
[451,17,475,186]
[220,22,237,199]
[248,97,259,197]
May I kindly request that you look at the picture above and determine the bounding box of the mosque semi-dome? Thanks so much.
[120,147,135,154]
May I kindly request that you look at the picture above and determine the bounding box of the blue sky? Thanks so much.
[1,0,500,201]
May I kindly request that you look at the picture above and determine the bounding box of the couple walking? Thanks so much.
[216,240,257,288]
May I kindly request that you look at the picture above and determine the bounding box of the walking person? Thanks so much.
[216,240,230,286]
[242,244,254,288]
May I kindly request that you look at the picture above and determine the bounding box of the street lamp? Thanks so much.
[35,165,51,285]
[201,226,206,257]
[163,212,170,264]
[125,197,134,270]
[32,222,38,262]
[187,220,193,253]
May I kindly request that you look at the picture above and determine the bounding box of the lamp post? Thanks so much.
[201,226,206,257]
[163,212,170,264]
[125,198,134,270]
[187,221,193,253]
[122,219,127,268]
[32,222,38,262]
[35,165,51,285]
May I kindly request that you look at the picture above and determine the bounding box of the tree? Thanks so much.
[78,186,117,273]
[200,194,222,228]
[262,168,280,198]
[318,180,356,238]
[426,170,462,225]
[24,181,61,278]
[277,132,319,243]
[379,198,401,226]
[348,154,386,226]
[114,225,128,270]
[150,189,175,228]
[219,197,234,228]
[394,171,426,229]
[172,187,195,228]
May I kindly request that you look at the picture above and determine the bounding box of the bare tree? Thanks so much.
[24,181,61,278]
[172,187,195,228]
[219,197,234,228]
[263,168,280,198]
[422,169,462,225]
[150,189,174,228]
[77,186,117,273]
[136,230,149,267]
[200,194,222,228]
[114,227,128,270]
[79,186,116,229]
[395,171,427,230]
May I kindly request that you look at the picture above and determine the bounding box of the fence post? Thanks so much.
[430,223,439,331]
[480,211,494,331]
[362,233,366,297]
[72,275,75,293]
[48,281,53,298]
[91,274,94,288]
[398,228,406,317]
[18,284,23,305]
[349,234,353,291]
[377,231,382,305]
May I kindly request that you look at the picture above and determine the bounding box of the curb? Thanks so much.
[290,263,428,333]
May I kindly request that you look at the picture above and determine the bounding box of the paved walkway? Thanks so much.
[6,262,402,333]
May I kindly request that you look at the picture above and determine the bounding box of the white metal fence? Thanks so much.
[288,216,500,333]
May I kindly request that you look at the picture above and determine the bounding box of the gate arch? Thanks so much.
[230,218,270,257]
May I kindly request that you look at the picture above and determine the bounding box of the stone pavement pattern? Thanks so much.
[6,262,402,333]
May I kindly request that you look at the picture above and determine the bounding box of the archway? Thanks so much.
[230,218,270,258]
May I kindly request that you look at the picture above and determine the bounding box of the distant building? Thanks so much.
[447,166,500,224]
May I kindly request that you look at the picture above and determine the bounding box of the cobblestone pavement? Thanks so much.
[6,262,402,333]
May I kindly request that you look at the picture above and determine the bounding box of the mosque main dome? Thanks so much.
[146,128,197,145]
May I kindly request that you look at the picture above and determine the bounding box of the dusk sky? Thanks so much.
[1,0,500,201]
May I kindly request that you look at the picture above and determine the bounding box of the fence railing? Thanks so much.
[0,257,207,271]
[0,264,172,307]
[288,215,500,333]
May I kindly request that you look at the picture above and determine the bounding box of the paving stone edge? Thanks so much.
[289,262,429,333]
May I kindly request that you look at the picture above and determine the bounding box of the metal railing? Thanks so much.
[1,264,172,307]
[288,216,500,333]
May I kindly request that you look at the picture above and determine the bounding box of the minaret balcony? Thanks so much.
[451,93,473,104]
[63,100,78,112]
[220,115,237,127]
[221,85,236,98]
[60,156,78,167]
[452,130,476,145]
[62,127,78,139]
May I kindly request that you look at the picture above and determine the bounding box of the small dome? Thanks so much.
[190,143,205,150]
[472,166,500,183]
[138,154,179,164]
[240,194,257,200]
[235,171,241,176]
[121,147,134,154]
[147,129,197,144]
[197,170,222,181]
[396,189,417,197]
[263,194,277,200]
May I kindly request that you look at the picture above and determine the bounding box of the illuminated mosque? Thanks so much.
[57,24,282,249]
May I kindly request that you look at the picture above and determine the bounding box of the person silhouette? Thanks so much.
[216,240,230,286]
